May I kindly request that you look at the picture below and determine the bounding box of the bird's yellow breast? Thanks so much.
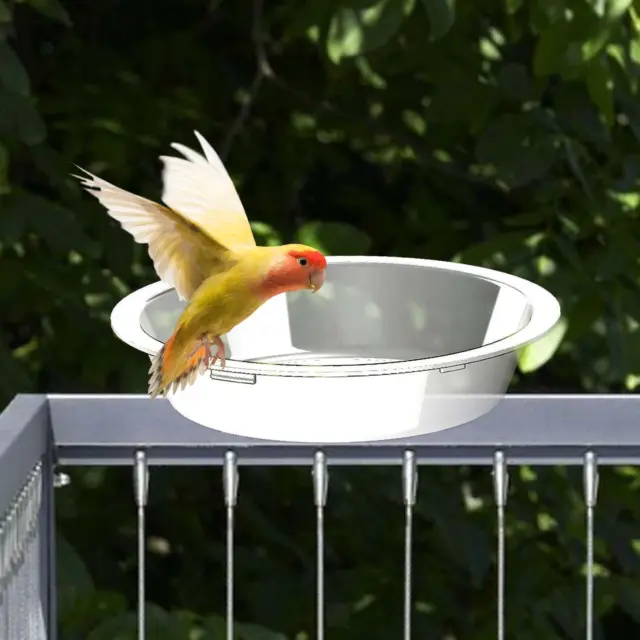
[172,247,277,346]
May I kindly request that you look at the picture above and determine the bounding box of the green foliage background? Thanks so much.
[2,0,640,636]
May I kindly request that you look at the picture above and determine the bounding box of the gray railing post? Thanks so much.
[42,448,57,640]
[0,396,50,639]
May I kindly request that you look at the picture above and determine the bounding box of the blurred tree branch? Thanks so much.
[220,0,272,160]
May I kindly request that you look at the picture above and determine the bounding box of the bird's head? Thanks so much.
[260,244,327,298]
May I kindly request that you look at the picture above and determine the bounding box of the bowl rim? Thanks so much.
[110,256,561,378]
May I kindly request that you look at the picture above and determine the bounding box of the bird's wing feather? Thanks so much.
[160,130,256,251]
[74,168,229,300]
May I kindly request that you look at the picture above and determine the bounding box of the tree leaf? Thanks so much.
[0,335,34,406]
[533,21,579,77]
[237,622,289,640]
[23,0,72,27]
[0,39,30,96]
[296,220,372,255]
[518,316,568,373]
[582,0,633,61]
[584,55,614,126]
[497,63,538,102]
[201,614,226,639]
[251,220,282,247]
[474,113,557,188]
[0,85,46,144]
[457,230,531,265]
[503,209,553,228]
[7,192,99,256]
[612,577,640,624]
[554,82,610,144]
[326,0,413,63]
[420,0,455,40]
[56,533,95,617]
[427,73,499,125]
[0,142,8,195]
[0,1,11,24]
[87,604,191,640]
[58,590,128,640]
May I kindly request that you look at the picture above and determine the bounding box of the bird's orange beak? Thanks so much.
[309,269,325,293]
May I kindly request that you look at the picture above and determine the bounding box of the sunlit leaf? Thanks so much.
[518,316,568,373]
[582,0,633,61]
[251,221,282,247]
[326,0,414,63]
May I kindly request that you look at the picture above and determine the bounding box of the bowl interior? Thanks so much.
[140,262,531,366]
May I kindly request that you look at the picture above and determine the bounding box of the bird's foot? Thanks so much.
[210,335,227,369]
[188,334,226,370]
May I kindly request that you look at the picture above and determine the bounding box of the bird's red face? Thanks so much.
[262,245,327,298]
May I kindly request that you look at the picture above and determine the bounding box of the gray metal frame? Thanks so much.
[48,393,640,465]
[0,392,638,640]
[1,392,638,491]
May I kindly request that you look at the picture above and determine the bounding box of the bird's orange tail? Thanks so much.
[148,331,211,398]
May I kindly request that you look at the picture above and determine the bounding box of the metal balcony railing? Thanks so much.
[0,393,639,639]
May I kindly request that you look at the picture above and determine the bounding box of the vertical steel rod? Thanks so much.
[313,451,328,640]
[223,451,239,640]
[133,451,149,640]
[583,451,598,640]
[493,451,508,640]
[402,450,417,640]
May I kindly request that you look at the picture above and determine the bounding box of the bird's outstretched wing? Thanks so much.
[160,130,257,251]
[74,131,254,300]
[74,168,232,300]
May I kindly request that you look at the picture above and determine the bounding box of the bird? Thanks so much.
[74,131,327,397]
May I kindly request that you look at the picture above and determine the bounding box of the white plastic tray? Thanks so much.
[111,256,561,442]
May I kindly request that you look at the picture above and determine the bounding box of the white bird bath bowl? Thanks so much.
[111,256,561,443]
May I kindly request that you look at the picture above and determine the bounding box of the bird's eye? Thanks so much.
[297,257,308,267]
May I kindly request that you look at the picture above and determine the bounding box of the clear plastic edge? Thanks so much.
[110,256,561,379]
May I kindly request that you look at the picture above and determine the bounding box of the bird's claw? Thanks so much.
[190,334,226,370]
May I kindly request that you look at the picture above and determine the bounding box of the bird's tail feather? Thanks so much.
[148,331,210,398]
